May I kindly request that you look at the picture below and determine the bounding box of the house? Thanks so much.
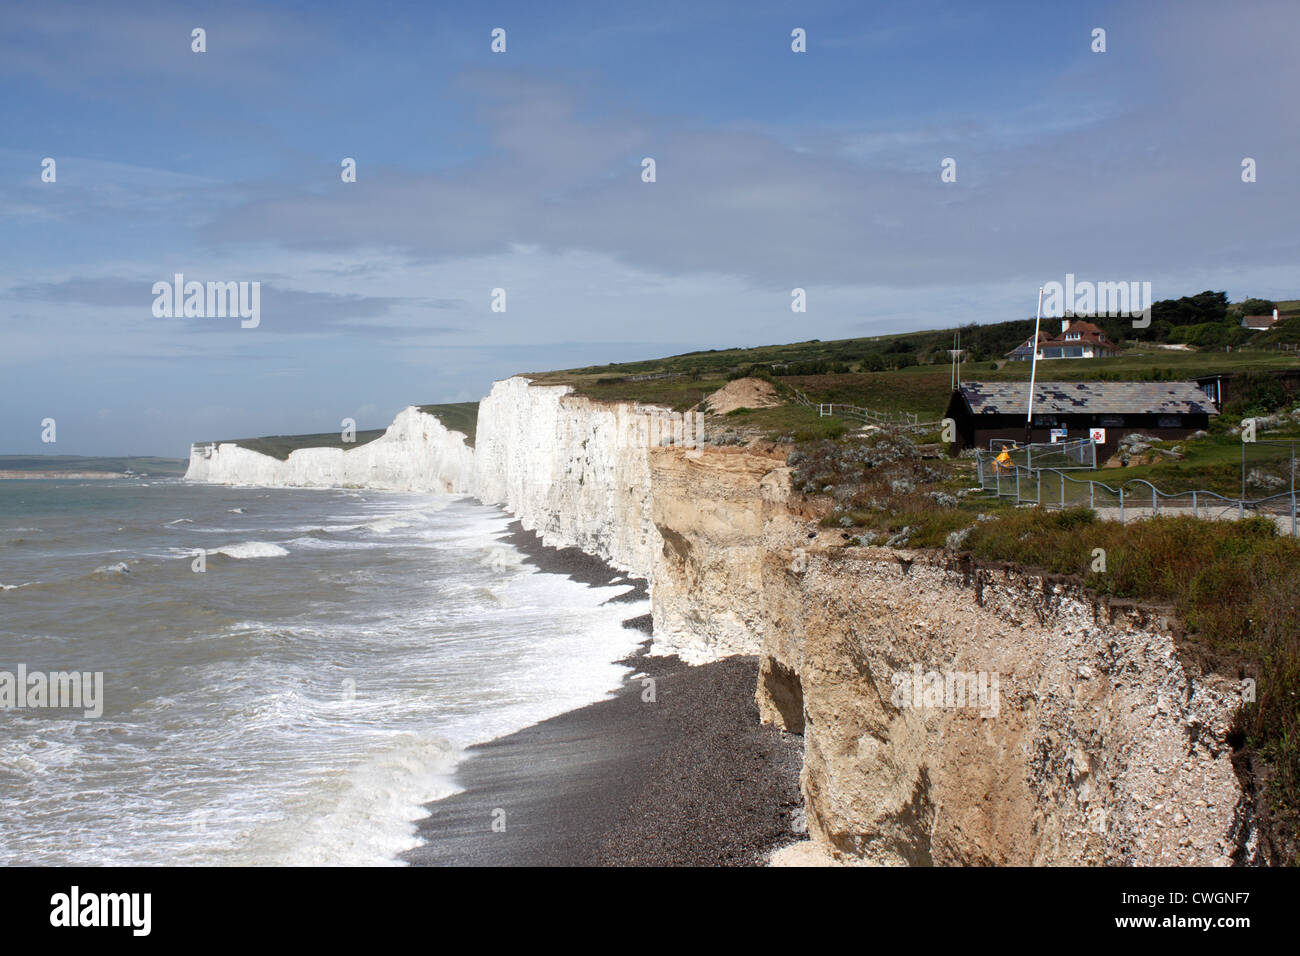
[1005,331,1051,362]
[1005,319,1123,361]
[1242,309,1279,331]
[944,380,1218,459]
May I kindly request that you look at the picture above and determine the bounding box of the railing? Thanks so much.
[975,448,1298,536]
[985,438,1097,471]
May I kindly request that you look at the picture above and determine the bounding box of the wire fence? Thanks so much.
[787,387,943,431]
[976,440,1299,536]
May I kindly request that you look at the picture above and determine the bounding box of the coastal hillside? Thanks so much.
[185,327,1300,865]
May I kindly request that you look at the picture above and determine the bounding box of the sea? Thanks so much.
[0,479,646,865]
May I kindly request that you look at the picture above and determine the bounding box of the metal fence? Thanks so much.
[975,444,1299,536]
[985,438,1097,471]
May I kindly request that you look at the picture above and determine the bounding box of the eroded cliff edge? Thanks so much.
[186,375,1261,864]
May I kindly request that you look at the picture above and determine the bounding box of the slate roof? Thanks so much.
[956,381,1218,416]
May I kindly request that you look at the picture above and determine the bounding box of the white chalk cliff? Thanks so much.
[474,376,682,577]
[184,406,474,493]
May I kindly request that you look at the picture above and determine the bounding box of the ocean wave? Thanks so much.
[92,561,134,575]
[288,535,383,552]
[365,517,411,534]
[211,542,290,559]
[227,508,246,514]
[165,518,193,525]
[0,581,35,590]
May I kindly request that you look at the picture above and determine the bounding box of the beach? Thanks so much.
[403,522,806,866]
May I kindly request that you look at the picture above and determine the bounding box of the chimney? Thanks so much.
[1274,308,1280,323]
[1061,318,1070,334]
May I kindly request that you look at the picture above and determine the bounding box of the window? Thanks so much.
[1100,415,1124,427]
[1157,415,1181,428]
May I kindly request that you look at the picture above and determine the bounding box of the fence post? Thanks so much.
[1037,470,1041,506]
[1192,490,1198,518]
[1016,466,1021,504]
[1152,486,1158,515]
[1120,487,1125,525]
[1292,444,1296,538]
[1089,481,1094,510]
[1061,473,1066,508]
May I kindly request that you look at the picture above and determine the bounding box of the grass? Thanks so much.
[417,402,479,447]
[214,430,388,461]
[963,509,1300,826]
[717,404,852,442]
[209,402,480,460]
[795,424,1300,848]
[534,345,1299,427]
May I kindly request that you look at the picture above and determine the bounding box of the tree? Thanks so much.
[1238,297,1277,316]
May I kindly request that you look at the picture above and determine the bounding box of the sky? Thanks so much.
[1,0,1297,456]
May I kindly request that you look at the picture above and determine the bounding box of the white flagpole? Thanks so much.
[1026,286,1044,444]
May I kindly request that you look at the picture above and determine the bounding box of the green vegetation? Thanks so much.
[530,289,1300,419]
[965,509,1300,826]
[0,455,188,477]
[718,404,851,442]
[793,424,1300,850]
[417,402,479,447]
[210,402,479,460]
[214,430,387,461]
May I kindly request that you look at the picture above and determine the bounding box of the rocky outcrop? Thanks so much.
[756,543,1257,866]
[184,406,474,493]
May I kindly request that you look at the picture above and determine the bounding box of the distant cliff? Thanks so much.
[184,406,474,493]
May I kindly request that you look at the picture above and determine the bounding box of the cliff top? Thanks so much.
[204,402,479,460]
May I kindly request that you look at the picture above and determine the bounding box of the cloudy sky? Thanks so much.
[2,0,1296,455]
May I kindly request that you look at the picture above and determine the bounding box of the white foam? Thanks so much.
[212,541,290,559]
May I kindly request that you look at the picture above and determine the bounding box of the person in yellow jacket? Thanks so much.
[994,445,1014,471]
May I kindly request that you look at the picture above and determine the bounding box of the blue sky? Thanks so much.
[2,0,1297,455]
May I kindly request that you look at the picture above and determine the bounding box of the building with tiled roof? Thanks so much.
[1242,309,1279,331]
[1006,319,1123,360]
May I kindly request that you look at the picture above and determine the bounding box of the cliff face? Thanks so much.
[647,445,793,662]
[755,544,1256,865]
[644,442,1255,865]
[184,406,474,493]
[474,376,701,580]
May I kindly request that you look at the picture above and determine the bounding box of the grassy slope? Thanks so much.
[213,430,388,461]
[532,339,1299,420]
[210,402,480,460]
[416,402,478,447]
